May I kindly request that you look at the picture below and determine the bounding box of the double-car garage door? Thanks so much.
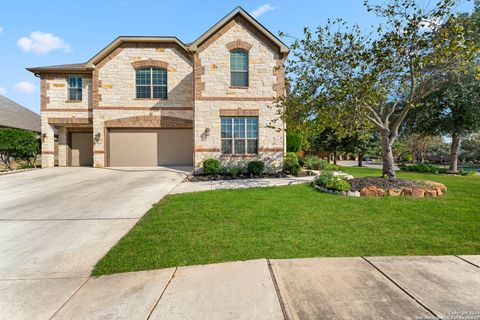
[108,129,193,167]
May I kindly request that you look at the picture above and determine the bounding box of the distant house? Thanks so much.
[0,95,40,133]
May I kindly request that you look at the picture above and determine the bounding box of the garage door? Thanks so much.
[108,129,193,167]
[71,132,93,166]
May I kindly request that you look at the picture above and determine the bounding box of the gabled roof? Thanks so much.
[189,6,289,53]
[27,6,289,73]
[0,95,40,132]
[85,36,188,68]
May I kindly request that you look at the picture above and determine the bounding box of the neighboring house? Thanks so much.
[27,7,288,172]
[0,95,40,133]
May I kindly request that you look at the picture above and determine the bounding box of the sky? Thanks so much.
[0,0,474,113]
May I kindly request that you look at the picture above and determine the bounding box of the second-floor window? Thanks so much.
[230,49,249,87]
[68,76,82,101]
[136,67,167,99]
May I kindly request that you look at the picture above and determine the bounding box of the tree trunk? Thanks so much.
[381,131,396,179]
[333,151,337,165]
[449,132,460,173]
[358,154,363,167]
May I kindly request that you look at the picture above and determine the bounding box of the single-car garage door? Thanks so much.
[108,129,193,167]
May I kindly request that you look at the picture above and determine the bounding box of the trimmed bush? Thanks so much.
[313,171,351,192]
[286,132,302,153]
[458,168,477,176]
[304,155,328,170]
[228,165,242,177]
[203,158,222,175]
[399,163,446,174]
[284,152,301,176]
[326,163,339,171]
[247,161,265,175]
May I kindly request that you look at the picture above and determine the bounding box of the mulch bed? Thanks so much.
[348,177,423,192]
[186,170,315,182]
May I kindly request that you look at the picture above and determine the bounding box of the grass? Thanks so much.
[93,166,480,276]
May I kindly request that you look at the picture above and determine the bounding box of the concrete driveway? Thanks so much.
[0,167,188,319]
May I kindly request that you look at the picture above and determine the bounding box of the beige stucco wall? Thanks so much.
[199,20,278,98]
[97,47,193,108]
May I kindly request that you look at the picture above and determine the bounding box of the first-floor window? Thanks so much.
[221,117,258,154]
[67,76,82,101]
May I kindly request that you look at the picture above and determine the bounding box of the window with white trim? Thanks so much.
[230,49,249,87]
[221,117,258,154]
[135,67,167,99]
[67,76,82,101]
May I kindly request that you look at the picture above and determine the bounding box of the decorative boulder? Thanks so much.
[360,186,386,197]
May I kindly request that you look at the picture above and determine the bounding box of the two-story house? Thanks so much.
[27,7,289,172]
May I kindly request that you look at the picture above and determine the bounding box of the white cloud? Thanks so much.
[0,27,3,34]
[14,81,36,93]
[0,87,6,95]
[251,4,277,18]
[17,31,71,54]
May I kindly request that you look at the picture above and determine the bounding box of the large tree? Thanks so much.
[280,0,478,178]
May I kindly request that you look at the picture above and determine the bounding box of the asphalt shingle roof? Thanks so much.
[0,95,40,132]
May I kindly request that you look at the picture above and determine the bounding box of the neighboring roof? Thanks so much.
[26,63,91,74]
[189,6,289,53]
[27,6,289,73]
[0,95,40,132]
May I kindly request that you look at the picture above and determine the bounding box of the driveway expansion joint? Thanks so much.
[267,259,289,320]
[146,267,178,320]
[361,257,439,319]
[454,255,480,268]
[47,277,90,320]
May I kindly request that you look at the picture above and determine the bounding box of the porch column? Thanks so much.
[58,127,68,167]
[41,120,55,168]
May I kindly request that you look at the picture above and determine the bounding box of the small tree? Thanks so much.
[0,128,40,170]
[310,128,344,165]
[286,132,302,153]
[341,130,379,167]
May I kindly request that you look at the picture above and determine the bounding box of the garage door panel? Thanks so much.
[71,133,93,167]
[109,129,157,167]
[108,129,193,167]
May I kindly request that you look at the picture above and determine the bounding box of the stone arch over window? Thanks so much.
[131,59,169,69]
[225,40,253,52]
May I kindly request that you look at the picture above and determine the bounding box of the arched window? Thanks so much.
[230,49,248,87]
[135,67,167,99]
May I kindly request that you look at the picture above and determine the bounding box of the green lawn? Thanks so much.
[93,167,480,276]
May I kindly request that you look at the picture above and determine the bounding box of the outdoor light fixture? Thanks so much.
[42,133,47,142]
[205,128,210,137]
[94,133,101,143]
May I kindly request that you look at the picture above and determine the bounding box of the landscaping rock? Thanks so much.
[411,189,425,198]
[425,181,447,191]
[360,186,386,197]
[424,189,438,197]
[387,189,402,197]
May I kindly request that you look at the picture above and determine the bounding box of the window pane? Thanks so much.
[221,140,233,154]
[152,68,167,85]
[247,140,258,154]
[234,118,245,138]
[231,72,248,87]
[68,88,82,101]
[136,86,151,98]
[68,76,82,89]
[231,50,248,71]
[136,69,151,85]
[152,85,167,99]
[234,139,246,154]
[246,117,258,138]
[221,117,232,138]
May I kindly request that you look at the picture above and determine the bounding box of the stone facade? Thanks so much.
[35,8,287,172]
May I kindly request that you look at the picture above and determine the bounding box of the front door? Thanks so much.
[70,132,93,166]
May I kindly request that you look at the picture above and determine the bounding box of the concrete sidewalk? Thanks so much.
[7,255,478,320]
[170,175,315,194]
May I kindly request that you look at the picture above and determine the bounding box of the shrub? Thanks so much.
[297,156,305,167]
[203,158,222,175]
[313,171,351,192]
[0,128,40,170]
[247,161,265,175]
[304,155,328,170]
[326,163,339,171]
[403,152,414,162]
[399,163,443,174]
[228,165,242,177]
[458,168,477,176]
[284,152,301,176]
[286,132,302,153]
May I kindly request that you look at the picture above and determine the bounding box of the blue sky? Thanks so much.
[0,0,474,113]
